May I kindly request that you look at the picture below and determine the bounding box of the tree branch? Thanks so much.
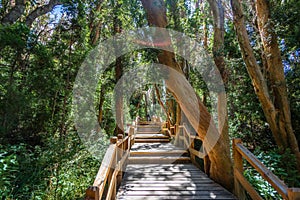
[25,0,63,27]
[1,0,26,25]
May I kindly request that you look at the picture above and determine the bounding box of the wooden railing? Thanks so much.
[85,127,135,200]
[233,138,300,200]
[168,123,210,173]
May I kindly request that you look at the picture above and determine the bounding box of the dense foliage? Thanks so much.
[0,0,299,199]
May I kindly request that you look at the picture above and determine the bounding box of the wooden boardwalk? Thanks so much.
[86,121,300,200]
[116,123,236,200]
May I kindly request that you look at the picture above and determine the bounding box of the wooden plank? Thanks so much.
[117,136,129,148]
[288,188,300,200]
[130,149,187,154]
[233,138,246,199]
[118,183,221,188]
[182,124,201,140]
[124,169,207,175]
[106,169,117,200]
[119,180,216,184]
[189,135,202,140]
[91,144,116,199]
[136,131,161,134]
[123,172,209,178]
[121,177,211,181]
[126,165,200,172]
[106,150,130,200]
[135,134,169,139]
[128,156,190,164]
[125,168,200,173]
[118,185,226,191]
[236,143,288,199]
[189,147,205,158]
[134,139,170,143]
[125,169,203,174]
[125,163,200,170]
[118,196,236,200]
[130,143,184,151]
[117,190,235,196]
[183,134,189,149]
[234,169,263,200]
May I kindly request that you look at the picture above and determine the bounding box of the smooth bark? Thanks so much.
[114,4,124,135]
[231,0,300,172]
[25,0,62,27]
[141,0,233,191]
[255,0,300,171]
[154,84,172,124]
[1,0,25,24]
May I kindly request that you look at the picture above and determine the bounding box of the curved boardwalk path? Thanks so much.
[116,123,236,200]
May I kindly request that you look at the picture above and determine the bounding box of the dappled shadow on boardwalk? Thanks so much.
[117,163,236,199]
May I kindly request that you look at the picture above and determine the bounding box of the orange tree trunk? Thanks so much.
[141,0,233,191]
[231,0,300,172]
[255,0,300,171]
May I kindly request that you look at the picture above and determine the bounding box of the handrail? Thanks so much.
[174,123,205,159]
[168,123,209,172]
[233,138,300,200]
[85,126,135,200]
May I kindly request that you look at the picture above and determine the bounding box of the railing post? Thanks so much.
[233,138,246,199]
[129,126,134,148]
[166,121,170,130]
[203,147,210,175]
[288,188,300,200]
[174,126,180,146]
[190,137,196,163]
[85,186,99,200]
[174,124,178,136]
[109,137,117,199]
[110,136,118,144]
[117,134,123,188]
[117,134,124,155]
[124,132,128,150]
[183,128,187,149]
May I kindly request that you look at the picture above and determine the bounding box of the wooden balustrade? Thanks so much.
[171,123,207,169]
[85,127,135,200]
[233,138,300,200]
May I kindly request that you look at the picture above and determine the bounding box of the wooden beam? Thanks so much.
[189,147,205,159]
[233,139,246,199]
[85,186,99,200]
[235,142,288,199]
[234,169,263,200]
[288,188,300,200]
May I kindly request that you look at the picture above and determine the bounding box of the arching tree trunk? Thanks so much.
[113,2,124,136]
[155,84,172,124]
[207,0,232,184]
[141,0,233,191]
[256,0,300,171]
[231,0,300,172]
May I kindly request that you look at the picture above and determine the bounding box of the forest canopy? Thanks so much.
[0,0,300,199]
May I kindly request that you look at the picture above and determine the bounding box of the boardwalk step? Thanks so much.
[136,131,161,134]
[126,164,200,171]
[134,134,169,139]
[117,163,237,200]
[128,156,191,164]
[118,190,235,196]
[130,150,188,157]
[118,196,236,200]
[137,126,161,132]
[134,139,170,143]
